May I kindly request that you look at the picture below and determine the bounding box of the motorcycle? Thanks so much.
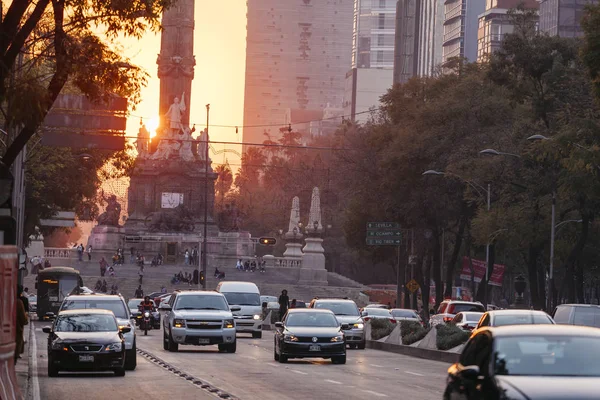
[141,310,152,335]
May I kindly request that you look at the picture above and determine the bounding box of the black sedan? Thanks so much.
[43,309,130,377]
[444,325,600,399]
[274,308,348,364]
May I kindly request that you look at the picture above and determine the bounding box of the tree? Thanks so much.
[581,3,600,102]
[1,0,172,166]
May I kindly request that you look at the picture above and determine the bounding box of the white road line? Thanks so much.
[31,325,41,400]
[291,370,308,375]
[369,364,384,368]
[240,355,258,360]
[325,379,342,385]
[362,390,388,397]
[405,371,424,376]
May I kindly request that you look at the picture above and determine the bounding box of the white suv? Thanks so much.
[161,290,240,353]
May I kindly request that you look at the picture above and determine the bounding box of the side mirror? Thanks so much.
[360,311,367,317]
[42,326,52,334]
[120,326,132,334]
[230,306,241,312]
[460,365,480,380]
[274,322,284,329]
[341,323,351,330]
[159,304,172,311]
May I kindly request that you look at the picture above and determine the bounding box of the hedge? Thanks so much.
[370,318,396,340]
[436,323,470,350]
[400,320,430,345]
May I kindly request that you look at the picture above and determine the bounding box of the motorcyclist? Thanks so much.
[138,296,155,329]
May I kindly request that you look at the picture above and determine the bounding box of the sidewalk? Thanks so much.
[15,320,32,400]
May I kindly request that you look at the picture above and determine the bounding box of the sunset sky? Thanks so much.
[120,1,247,168]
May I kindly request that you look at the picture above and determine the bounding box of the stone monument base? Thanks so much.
[218,231,254,257]
[283,242,303,258]
[88,225,124,251]
[297,268,328,285]
[299,237,328,285]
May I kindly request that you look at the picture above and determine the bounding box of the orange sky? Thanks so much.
[120,2,247,168]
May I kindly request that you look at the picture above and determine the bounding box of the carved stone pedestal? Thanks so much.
[283,242,303,258]
[299,237,328,285]
[88,225,124,251]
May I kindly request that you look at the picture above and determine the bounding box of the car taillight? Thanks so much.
[443,317,453,323]
[364,317,371,321]
[390,318,397,324]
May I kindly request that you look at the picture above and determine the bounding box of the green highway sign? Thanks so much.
[366,238,401,246]
[367,230,402,237]
[367,222,400,230]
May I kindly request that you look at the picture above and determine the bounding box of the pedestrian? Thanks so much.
[278,290,290,321]
[192,246,198,266]
[20,287,30,312]
[160,285,167,294]
[86,245,92,261]
[236,259,242,270]
[101,279,108,293]
[15,285,28,365]
[184,249,190,265]
[130,247,135,264]
[43,259,51,269]
[138,266,144,285]
[108,265,115,277]
[134,285,144,298]
[192,269,199,285]
[76,243,83,261]
[99,256,107,276]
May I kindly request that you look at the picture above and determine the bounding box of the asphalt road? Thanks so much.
[33,321,450,400]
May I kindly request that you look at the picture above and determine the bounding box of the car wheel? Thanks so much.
[278,354,288,363]
[125,343,137,370]
[47,359,59,377]
[252,331,262,339]
[357,341,366,350]
[168,329,179,352]
[332,355,346,364]
[274,340,280,361]
[219,341,237,353]
[163,330,169,350]
[114,368,126,377]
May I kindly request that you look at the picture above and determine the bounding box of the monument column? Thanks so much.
[157,0,196,129]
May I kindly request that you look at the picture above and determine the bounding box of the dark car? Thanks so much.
[444,325,600,400]
[553,304,600,328]
[127,298,161,329]
[476,309,555,329]
[274,309,348,364]
[43,309,130,377]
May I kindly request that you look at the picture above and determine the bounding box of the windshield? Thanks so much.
[55,314,117,332]
[61,299,128,319]
[222,292,260,306]
[127,299,155,309]
[449,303,485,314]
[494,335,600,377]
[174,295,229,311]
[314,301,359,316]
[494,314,553,327]
[286,312,339,327]
[391,309,418,318]
[463,312,484,322]
[43,275,79,302]
[364,308,391,316]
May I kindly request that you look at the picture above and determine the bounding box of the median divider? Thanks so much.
[366,340,459,364]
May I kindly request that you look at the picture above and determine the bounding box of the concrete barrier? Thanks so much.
[366,340,460,364]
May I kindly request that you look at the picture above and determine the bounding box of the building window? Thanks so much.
[378,13,385,29]
[379,0,386,7]
[377,51,384,63]
[378,34,385,46]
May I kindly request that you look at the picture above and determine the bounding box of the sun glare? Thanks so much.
[147,117,159,138]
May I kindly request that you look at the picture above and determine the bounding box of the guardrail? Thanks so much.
[44,247,74,259]
[267,257,302,268]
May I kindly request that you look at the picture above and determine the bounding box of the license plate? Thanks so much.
[79,355,94,362]
[309,345,321,352]
[198,338,210,344]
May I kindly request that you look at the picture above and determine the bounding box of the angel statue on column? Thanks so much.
[165,92,186,135]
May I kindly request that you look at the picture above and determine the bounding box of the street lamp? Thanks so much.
[200,104,210,290]
[479,149,521,158]
[422,169,492,307]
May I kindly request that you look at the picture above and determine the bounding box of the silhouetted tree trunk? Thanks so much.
[433,227,443,307]
[476,244,495,303]
[445,212,467,298]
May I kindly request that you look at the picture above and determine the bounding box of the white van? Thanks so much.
[216,281,263,338]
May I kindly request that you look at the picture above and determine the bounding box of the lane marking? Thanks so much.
[362,390,388,397]
[291,369,308,375]
[240,355,258,360]
[325,379,342,385]
[405,371,424,376]
[31,324,41,400]
[370,364,384,368]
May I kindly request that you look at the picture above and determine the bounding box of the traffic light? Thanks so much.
[258,237,277,246]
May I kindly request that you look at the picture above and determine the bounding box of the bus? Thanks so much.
[36,266,83,320]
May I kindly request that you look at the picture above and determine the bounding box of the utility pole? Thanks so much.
[548,190,556,311]
[396,244,401,309]
[483,183,491,309]
[201,104,210,290]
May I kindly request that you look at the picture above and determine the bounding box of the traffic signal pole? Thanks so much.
[201,104,210,290]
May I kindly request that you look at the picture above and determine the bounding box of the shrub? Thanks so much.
[370,318,396,340]
[400,320,430,345]
[436,323,470,350]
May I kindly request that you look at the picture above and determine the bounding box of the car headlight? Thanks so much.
[224,319,235,329]
[104,342,122,352]
[353,323,364,330]
[173,318,186,328]
[284,334,299,342]
[51,341,66,350]
[331,335,344,343]
[253,314,261,320]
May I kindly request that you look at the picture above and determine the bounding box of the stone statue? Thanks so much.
[164,92,186,135]
[286,196,301,236]
[179,127,195,162]
[144,204,194,232]
[97,193,122,227]
[136,123,150,158]
[197,128,208,161]
[307,187,323,233]
[218,203,242,232]
[152,138,180,160]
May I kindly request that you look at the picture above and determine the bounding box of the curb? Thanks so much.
[366,340,459,364]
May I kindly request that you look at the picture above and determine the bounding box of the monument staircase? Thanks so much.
[22,257,370,306]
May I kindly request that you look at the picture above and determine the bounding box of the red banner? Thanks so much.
[460,256,505,287]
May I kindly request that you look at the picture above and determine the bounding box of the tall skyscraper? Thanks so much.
[539,0,597,37]
[393,0,444,84]
[442,0,485,64]
[344,0,396,121]
[243,0,354,145]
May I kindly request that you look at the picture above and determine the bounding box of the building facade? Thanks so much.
[477,0,539,62]
[442,0,486,64]
[539,0,597,37]
[393,0,445,84]
[243,0,354,145]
